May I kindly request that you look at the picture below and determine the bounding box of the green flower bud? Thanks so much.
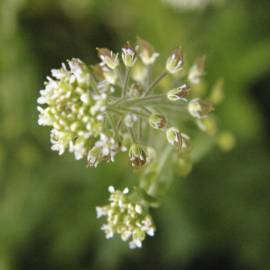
[188,98,214,119]
[122,41,137,67]
[148,113,166,129]
[167,84,189,101]
[129,144,147,168]
[166,47,184,74]
[97,48,119,70]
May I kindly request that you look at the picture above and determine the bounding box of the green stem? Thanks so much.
[122,67,130,97]
[143,70,168,97]
[108,107,150,120]
[128,127,137,143]
[106,113,116,133]
[108,94,165,108]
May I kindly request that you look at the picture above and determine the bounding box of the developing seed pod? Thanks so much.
[122,42,137,67]
[167,84,189,101]
[166,47,184,74]
[97,48,119,70]
[129,144,147,168]
[148,113,166,129]
[188,98,214,119]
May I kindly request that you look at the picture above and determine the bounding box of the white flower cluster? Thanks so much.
[37,38,221,249]
[96,186,155,249]
[37,58,109,160]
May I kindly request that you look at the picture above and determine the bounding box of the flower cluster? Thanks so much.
[96,186,155,249]
[38,37,224,248]
[37,59,112,160]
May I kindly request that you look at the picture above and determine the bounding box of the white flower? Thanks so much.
[97,186,156,249]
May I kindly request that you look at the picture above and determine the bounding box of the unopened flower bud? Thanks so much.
[188,56,205,84]
[122,42,137,67]
[149,113,166,129]
[97,48,119,70]
[129,144,147,168]
[136,37,159,65]
[167,84,189,101]
[188,98,214,119]
[166,47,184,74]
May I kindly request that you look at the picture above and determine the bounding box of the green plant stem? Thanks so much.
[108,107,149,120]
[122,67,130,97]
[128,127,137,143]
[143,70,168,97]
[109,94,165,108]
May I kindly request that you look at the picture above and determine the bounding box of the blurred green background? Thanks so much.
[1,0,270,269]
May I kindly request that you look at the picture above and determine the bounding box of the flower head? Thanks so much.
[37,59,106,160]
[97,186,156,249]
